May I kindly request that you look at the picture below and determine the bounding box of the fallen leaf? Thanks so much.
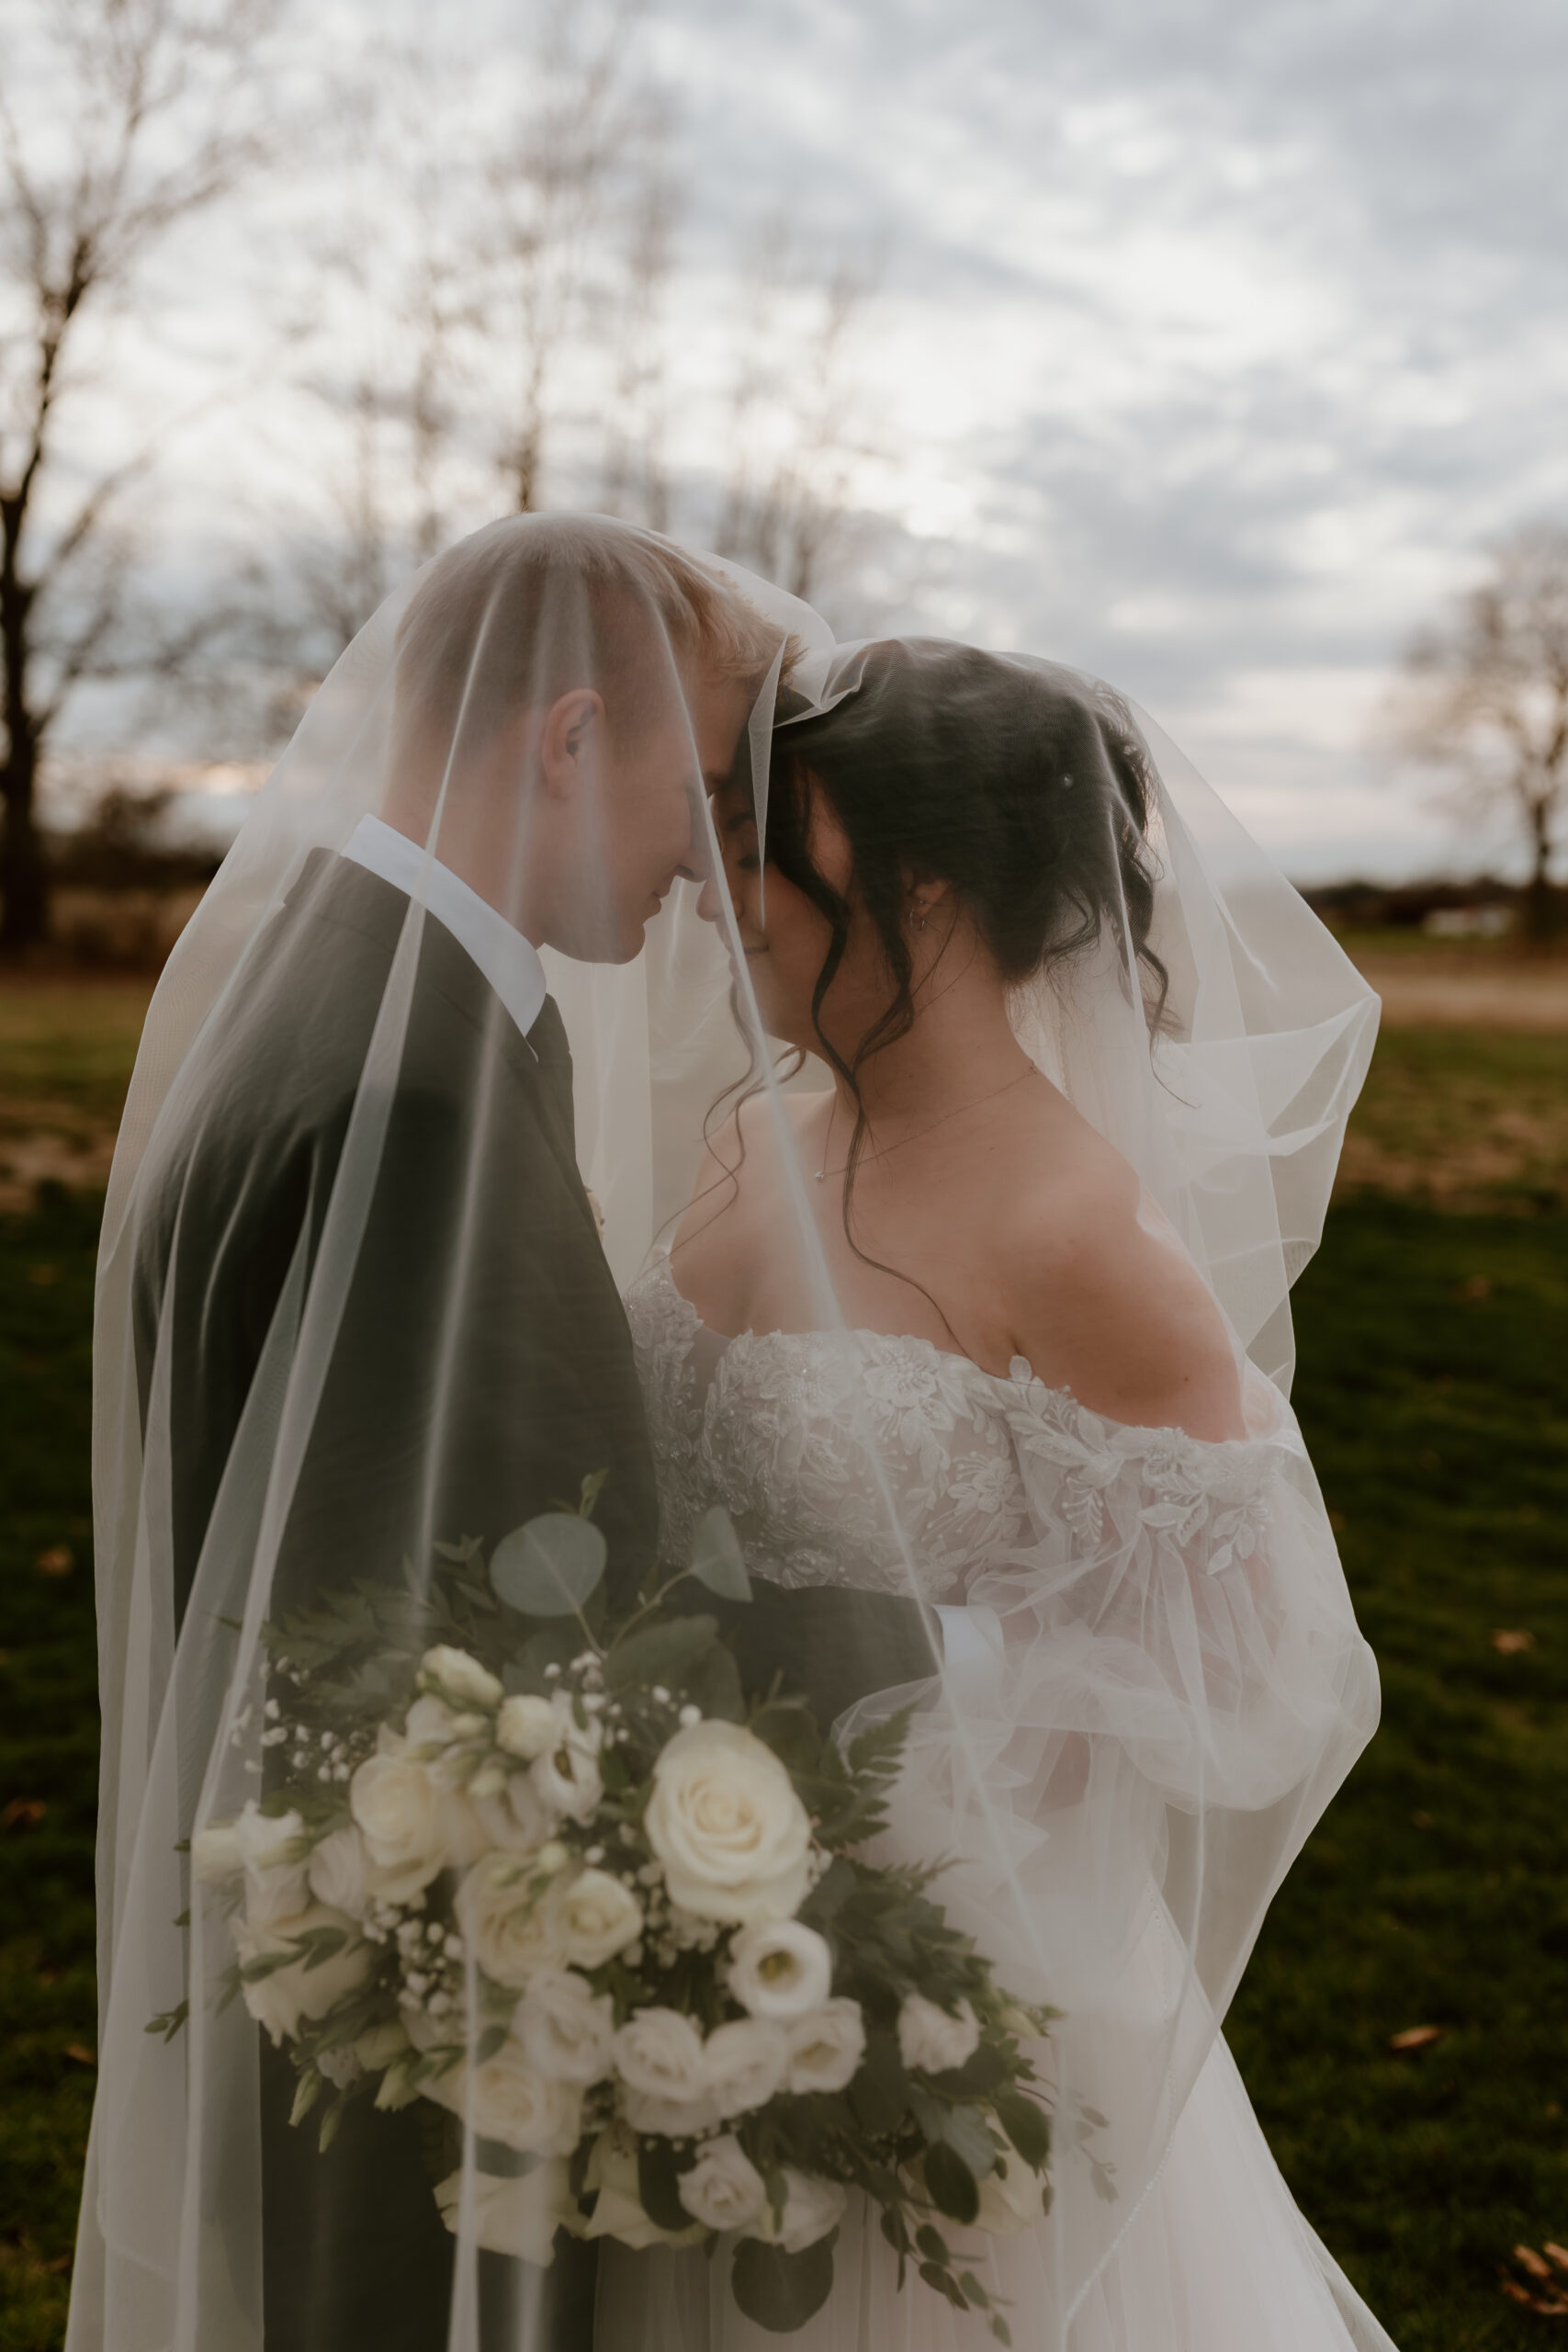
[1492,1629,1535,1655]
[2,1797,47,1829]
[1411,1811,1434,1828]
[1389,2026,1446,2052]
[1518,2247,1555,2281]
[35,1544,73,1576]
[1547,2245,1568,2273]
[1460,1274,1493,1300]
[64,2043,96,2067]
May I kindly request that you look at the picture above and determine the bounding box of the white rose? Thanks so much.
[614,2007,710,2102]
[529,1696,604,1823]
[468,1772,553,1857]
[350,1752,445,1895]
[434,2158,576,2266]
[497,1694,559,1762]
[621,2084,723,2138]
[555,1868,642,1969]
[191,1820,243,1884]
[582,2132,705,2248]
[517,1971,616,2086]
[231,1905,373,2046]
[676,2133,768,2233]
[426,2034,582,2155]
[420,1645,503,1711]
[307,1826,369,1919]
[974,2140,1046,2238]
[727,1919,833,2021]
[402,1692,465,1777]
[784,2000,866,2095]
[749,2166,848,2254]
[457,1849,568,1987]
[644,1722,812,1926]
[232,1802,310,1927]
[703,2018,789,2118]
[897,1993,980,2076]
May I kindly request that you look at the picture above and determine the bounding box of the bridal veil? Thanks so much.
[73,514,1380,2351]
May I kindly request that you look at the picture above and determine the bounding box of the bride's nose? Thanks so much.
[694,869,730,926]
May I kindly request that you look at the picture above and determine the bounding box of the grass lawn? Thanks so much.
[0,982,1564,2347]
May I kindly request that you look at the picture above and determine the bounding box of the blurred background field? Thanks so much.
[1,942,1565,2348]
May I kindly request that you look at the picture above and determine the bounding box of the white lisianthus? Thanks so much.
[496,1693,559,1762]
[703,2018,789,2118]
[402,1691,465,1771]
[676,2133,768,2233]
[231,1905,372,2045]
[516,1971,615,2086]
[468,1771,554,1855]
[555,1869,642,1969]
[727,1918,833,2021]
[529,1695,604,1823]
[351,1750,445,1896]
[974,2143,1046,2237]
[457,1850,569,1987]
[615,2007,710,2104]
[419,1645,503,1711]
[582,2132,705,2249]
[784,2000,866,2095]
[307,1825,369,1918]
[748,2166,848,2254]
[425,2035,582,2155]
[643,1721,812,1926]
[434,2158,577,2266]
[354,2018,411,2071]
[190,1820,243,1884]
[897,1993,980,2075]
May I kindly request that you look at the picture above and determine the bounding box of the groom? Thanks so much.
[134,516,938,2350]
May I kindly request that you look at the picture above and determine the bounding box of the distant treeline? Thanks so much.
[1300,876,1563,932]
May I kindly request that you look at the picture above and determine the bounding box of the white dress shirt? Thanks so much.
[341,814,547,1045]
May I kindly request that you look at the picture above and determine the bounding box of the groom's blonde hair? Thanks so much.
[394,513,789,752]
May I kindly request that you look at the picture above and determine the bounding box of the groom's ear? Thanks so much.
[539,688,605,798]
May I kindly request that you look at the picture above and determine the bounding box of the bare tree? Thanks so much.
[1394,524,1568,941]
[713,220,882,607]
[0,0,281,950]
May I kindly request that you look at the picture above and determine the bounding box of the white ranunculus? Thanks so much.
[703,2018,789,2118]
[517,1971,615,2086]
[425,2034,582,2156]
[457,1849,568,1987]
[897,1993,980,2075]
[784,2000,866,2095]
[727,1919,833,2021]
[749,2166,848,2254]
[496,1693,559,1762]
[190,1820,243,1884]
[434,2158,576,2266]
[582,2133,705,2249]
[228,1802,310,1927]
[676,2133,768,2233]
[555,1868,642,1969]
[974,2143,1046,2237]
[420,1645,503,1711]
[231,1905,372,2046]
[643,1722,812,1926]
[307,1825,369,1918]
[614,2007,710,2103]
[351,1751,445,1896]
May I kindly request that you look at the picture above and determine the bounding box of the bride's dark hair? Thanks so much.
[770,638,1168,1093]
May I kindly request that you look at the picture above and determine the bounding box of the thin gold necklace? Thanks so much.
[814,1062,1040,1182]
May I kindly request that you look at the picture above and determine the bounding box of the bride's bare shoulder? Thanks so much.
[997,1119,1244,1442]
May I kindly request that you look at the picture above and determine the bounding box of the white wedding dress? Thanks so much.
[597,1254,1400,2352]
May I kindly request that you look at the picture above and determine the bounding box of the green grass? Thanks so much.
[1337,1028,1568,1210]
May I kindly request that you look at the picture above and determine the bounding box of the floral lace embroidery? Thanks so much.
[625,1257,1277,1604]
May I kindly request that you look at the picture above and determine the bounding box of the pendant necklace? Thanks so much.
[814,1062,1040,1182]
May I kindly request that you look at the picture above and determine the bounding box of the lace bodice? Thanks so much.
[625,1254,1285,1605]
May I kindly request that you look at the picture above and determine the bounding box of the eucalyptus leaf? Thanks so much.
[688,1506,751,1601]
[730,2233,838,2332]
[490,1514,607,1616]
[992,2087,1051,2170]
[923,2142,979,2226]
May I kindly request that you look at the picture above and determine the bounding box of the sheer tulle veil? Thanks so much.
[73,514,1380,2352]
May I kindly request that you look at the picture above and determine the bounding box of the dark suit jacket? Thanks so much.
[131,848,939,2350]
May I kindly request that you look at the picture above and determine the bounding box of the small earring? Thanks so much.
[908,906,928,933]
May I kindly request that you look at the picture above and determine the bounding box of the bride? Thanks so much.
[603,637,1397,2349]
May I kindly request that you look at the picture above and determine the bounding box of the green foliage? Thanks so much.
[730,2233,839,2331]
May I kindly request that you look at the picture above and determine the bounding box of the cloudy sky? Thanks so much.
[35,0,1568,882]
[642,0,1568,879]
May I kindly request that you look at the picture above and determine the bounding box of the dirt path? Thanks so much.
[1356,955,1568,1032]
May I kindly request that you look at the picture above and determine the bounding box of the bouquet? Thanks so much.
[171,1487,1056,2337]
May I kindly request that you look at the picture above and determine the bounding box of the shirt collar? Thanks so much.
[341,814,548,1045]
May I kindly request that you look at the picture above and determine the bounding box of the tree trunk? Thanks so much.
[0,561,47,953]
[1523,791,1556,945]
